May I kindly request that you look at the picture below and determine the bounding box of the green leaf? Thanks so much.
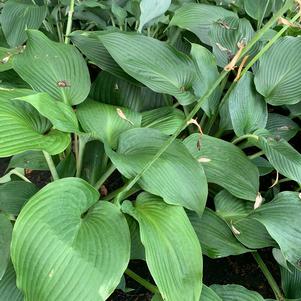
[200,285,222,301]
[190,43,221,117]
[266,113,299,141]
[0,181,38,215]
[122,193,202,301]
[141,107,185,135]
[251,157,273,176]
[169,3,236,45]
[13,30,91,105]
[0,0,47,47]
[107,128,208,214]
[56,152,76,178]
[0,214,12,280]
[15,93,79,133]
[11,178,130,300]
[253,134,301,183]
[209,16,258,67]
[281,262,301,299]
[211,284,265,301]
[90,71,172,112]
[184,134,259,201]
[138,0,171,32]
[0,98,70,157]
[99,32,198,105]
[0,168,25,184]
[77,100,142,148]
[69,31,137,83]
[244,0,273,21]
[254,37,301,105]
[228,72,267,136]
[0,261,23,301]
[8,151,48,171]
[250,191,301,269]
[189,208,250,258]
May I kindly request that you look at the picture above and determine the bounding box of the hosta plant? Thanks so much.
[1,0,301,300]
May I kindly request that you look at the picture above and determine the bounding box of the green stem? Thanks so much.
[248,150,264,160]
[113,1,295,206]
[43,151,59,181]
[125,268,159,294]
[75,136,86,178]
[102,185,140,201]
[64,0,75,44]
[94,164,116,190]
[12,170,32,183]
[232,134,259,145]
[252,252,285,301]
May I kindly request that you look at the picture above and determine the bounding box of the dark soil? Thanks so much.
[0,158,280,300]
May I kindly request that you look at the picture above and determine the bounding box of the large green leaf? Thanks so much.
[184,134,259,201]
[107,128,208,214]
[11,178,130,301]
[8,151,48,171]
[99,32,198,105]
[77,100,141,148]
[254,37,301,105]
[13,30,91,105]
[90,71,172,112]
[0,261,23,301]
[250,192,301,270]
[0,181,38,215]
[0,0,47,47]
[138,0,171,32]
[169,3,236,45]
[69,31,136,83]
[200,285,222,301]
[0,98,70,157]
[211,284,265,301]
[209,16,257,67]
[189,208,250,258]
[15,93,79,133]
[228,72,267,136]
[281,262,301,299]
[0,214,12,280]
[122,193,202,301]
[244,0,273,21]
[251,133,301,183]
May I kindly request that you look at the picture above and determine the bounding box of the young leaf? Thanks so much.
[184,134,259,201]
[15,93,79,133]
[13,30,91,105]
[0,181,38,215]
[77,100,142,148]
[254,37,301,105]
[11,178,130,301]
[0,0,47,47]
[0,99,70,157]
[122,193,202,301]
[250,192,301,270]
[138,0,171,32]
[228,72,267,136]
[0,261,23,301]
[211,284,265,301]
[99,32,198,105]
[0,214,12,280]
[189,209,250,258]
[106,128,208,215]
[169,3,236,45]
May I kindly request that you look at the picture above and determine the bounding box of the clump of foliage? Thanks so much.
[0,0,301,300]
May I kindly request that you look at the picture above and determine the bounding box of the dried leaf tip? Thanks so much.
[224,39,246,71]
[231,222,241,235]
[254,192,263,209]
[269,171,279,188]
[116,108,134,125]
[187,119,203,150]
[277,17,301,28]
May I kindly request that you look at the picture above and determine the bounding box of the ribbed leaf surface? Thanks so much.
[11,178,130,301]
[254,37,301,105]
[122,193,202,301]
[0,214,12,280]
[107,128,208,214]
[13,30,90,105]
